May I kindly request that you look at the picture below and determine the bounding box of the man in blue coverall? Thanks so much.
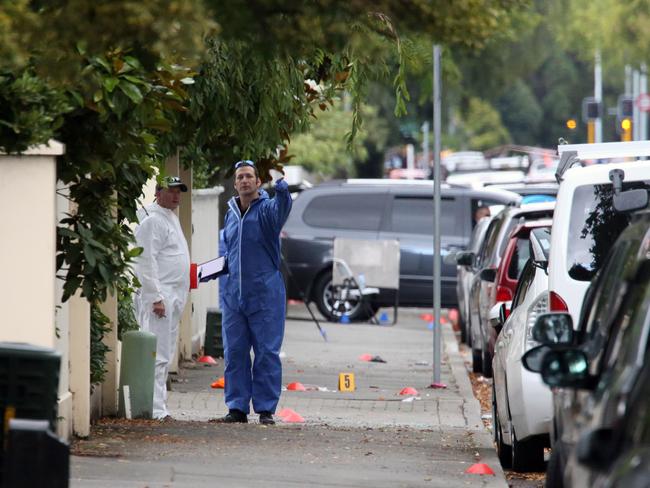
[215,160,292,425]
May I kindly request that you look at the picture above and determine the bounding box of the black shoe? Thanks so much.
[258,412,275,425]
[211,409,248,423]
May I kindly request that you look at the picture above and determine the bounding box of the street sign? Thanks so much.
[636,93,650,112]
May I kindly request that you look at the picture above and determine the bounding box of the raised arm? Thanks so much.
[265,178,292,233]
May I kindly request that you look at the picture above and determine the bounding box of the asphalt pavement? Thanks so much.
[70,304,507,487]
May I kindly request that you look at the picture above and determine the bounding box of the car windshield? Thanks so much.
[567,183,641,281]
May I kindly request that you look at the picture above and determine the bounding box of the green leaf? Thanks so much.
[58,228,79,239]
[103,77,120,93]
[93,56,111,73]
[84,244,97,268]
[127,247,144,258]
[118,82,143,104]
[93,90,103,103]
[123,75,148,86]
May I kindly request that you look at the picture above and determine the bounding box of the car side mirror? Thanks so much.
[521,344,551,373]
[576,427,614,471]
[480,268,496,282]
[456,251,475,267]
[613,189,649,213]
[533,313,574,345]
[540,348,592,388]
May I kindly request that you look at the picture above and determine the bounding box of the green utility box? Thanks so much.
[0,342,61,484]
[204,308,224,358]
[118,330,156,419]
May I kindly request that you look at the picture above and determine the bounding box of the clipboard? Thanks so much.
[197,256,228,283]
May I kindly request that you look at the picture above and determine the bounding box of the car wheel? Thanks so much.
[472,348,483,373]
[493,387,512,469]
[545,440,566,488]
[313,271,377,322]
[482,347,493,378]
[511,427,545,473]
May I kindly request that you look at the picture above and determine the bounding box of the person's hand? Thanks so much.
[153,300,166,318]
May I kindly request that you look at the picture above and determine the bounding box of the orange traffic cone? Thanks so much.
[359,353,373,361]
[286,382,307,391]
[465,463,495,475]
[211,376,225,389]
[399,386,419,396]
[198,355,217,365]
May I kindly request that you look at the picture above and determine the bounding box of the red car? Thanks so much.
[485,219,553,376]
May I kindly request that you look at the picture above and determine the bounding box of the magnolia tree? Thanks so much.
[0,0,529,382]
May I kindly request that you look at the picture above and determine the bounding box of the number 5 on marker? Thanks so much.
[338,372,355,392]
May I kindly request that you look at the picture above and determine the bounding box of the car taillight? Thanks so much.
[525,293,549,351]
[496,286,513,302]
[549,291,568,312]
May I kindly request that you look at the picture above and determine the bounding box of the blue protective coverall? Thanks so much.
[221,179,292,414]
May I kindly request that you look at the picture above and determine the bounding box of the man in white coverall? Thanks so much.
[134,176,190,420]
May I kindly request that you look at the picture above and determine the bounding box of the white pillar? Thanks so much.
[0,141,63,347]
[68,292,91,437]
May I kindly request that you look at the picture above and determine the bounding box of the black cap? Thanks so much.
[157,176,188,192]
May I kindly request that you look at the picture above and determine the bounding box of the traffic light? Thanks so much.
[618,95,634,119]
[582,97,601,122]
[620,118,632,141]
[616,95,634,140]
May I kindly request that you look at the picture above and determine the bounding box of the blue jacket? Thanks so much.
[222,179,292,313]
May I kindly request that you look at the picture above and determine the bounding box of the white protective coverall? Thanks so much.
[134,202,190,419]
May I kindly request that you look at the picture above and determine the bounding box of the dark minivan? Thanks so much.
[281,179,520,321]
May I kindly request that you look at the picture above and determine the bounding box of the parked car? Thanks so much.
[486,219,553,371]
[486,182,559,199]
[456,214,494,345]
[281,179,520,321]
[547,150,650,325]
[522,204,650,487]
[491,226,552,472]
[467,202,554,375]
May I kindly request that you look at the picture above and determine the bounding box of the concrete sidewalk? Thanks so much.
[71,305,506,487]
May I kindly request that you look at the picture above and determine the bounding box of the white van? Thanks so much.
[548,142,650,324]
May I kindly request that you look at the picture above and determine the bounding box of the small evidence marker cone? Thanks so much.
[198,355,217,365]
[340,315,351,324]
[286,382,307,391]
[359,353,373,361]
[276,408,293,419]
[282,410,305,423]
[379,312,390,324]
[211,376,225,389]
[465,463,495,475]
[399,386,419,396]
[448,308,459,324]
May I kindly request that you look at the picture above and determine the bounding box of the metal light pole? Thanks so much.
[432,44,442,385]
[422,121,430,170]
[595,50,603,143]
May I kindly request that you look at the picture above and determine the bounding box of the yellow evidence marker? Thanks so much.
[338,372,356,392]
